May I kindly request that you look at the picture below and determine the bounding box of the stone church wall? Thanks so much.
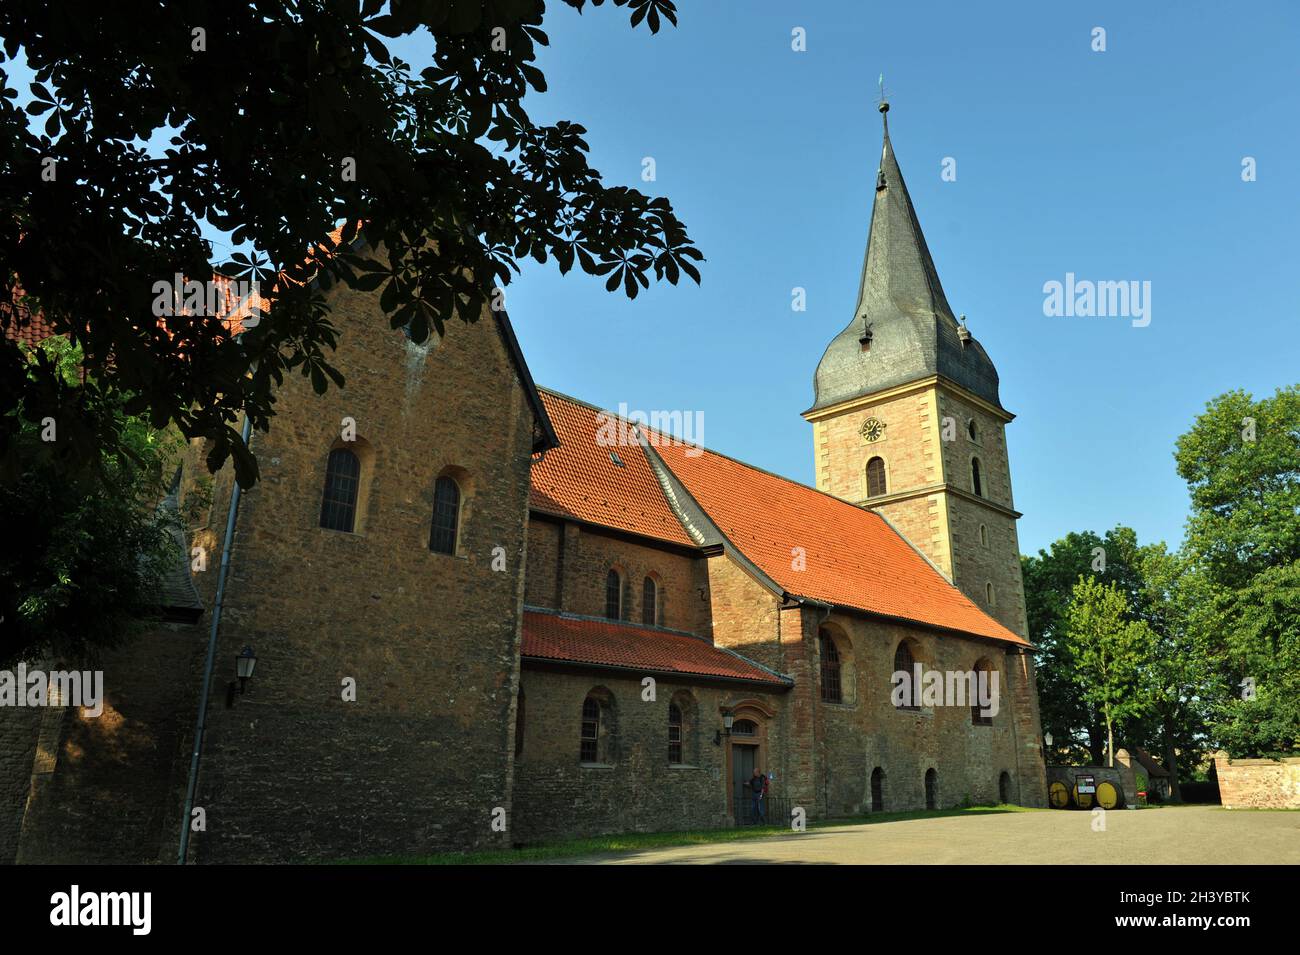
[815,612,1039,815]
[512,668,771,843]
[6,622,204,863]
[524,517,704,633]
[183,281,538,862]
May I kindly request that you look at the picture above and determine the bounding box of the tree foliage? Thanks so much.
[0,338,179,665]
[0,0,700,488]
[1175,386,1300,757]
[1062,575,1152,767]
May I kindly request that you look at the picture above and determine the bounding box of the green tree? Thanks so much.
[1063,576,1152,767]
[1,338,180,664]
[1,0,701,488]
[1174,387,1300,757]
[1023,526,1152,763]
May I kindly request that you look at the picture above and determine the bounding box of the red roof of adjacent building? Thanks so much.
[530,389,695,547]
[651,440,1028,646]
[529,390,1024,646]
[522,608,789,686]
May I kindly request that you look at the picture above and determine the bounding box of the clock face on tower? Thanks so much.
[860,417,885,442]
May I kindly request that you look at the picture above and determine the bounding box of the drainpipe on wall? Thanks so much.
[176,411,253,864]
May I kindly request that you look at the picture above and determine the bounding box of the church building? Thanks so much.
[0,106,1047,863]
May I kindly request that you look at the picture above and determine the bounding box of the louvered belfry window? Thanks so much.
[866,456,887,496]
[319,448,361,532]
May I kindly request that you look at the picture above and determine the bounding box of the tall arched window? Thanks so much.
[893,640,918,710]
[866,456,887,497]
[319,448,361,532]
[925,768,938,809]
[971,457,983,497]
[429,475,461,554]
[642,576,658,626]
[819,630,842,703]
[580,696,601,763]
[986,582,995,606]
[605,569,622,620]
[668,703,683,764]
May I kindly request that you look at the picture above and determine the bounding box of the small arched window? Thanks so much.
[986,582,995,606]
[968,419,978,442]
[605,569,622,620]
[971,457,983,497]
[979,523,989,547]
[429,476,461,554]
[668,703,683,764]
[866,456,887,497]
[642,576,658,626]
[893,641,918,710]
[819,630,842,704]
[320,448,361,532]
[580,696,601,763]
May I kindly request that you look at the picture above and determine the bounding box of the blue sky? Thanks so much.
[416,0,1298,557]
[12,1,1298,557]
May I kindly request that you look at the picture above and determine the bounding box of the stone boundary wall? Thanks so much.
[1213,752,1300,809]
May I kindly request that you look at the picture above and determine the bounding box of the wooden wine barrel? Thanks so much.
[1048,781,1070,809]
[1072,780,1095,809]
[1096,780,1124,810]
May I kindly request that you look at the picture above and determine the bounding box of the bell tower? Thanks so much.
[802,99,1028,639]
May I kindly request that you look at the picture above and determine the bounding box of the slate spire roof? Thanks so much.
[808,104,1003,412]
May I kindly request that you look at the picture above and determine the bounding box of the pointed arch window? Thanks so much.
[819,630,842,703]
[320,448,361,532]
[642,576,658,626]
[979,523,989,547]
[866,456,887,497]
[605,569,623,620]
[429,476,461,554]
[971,457,983,497]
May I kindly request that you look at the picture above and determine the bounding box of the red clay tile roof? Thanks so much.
[652,440,1029,646]
[522,608,790,686]
[531,389,695,547]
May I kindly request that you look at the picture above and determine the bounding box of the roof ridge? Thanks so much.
[538,384,887,519]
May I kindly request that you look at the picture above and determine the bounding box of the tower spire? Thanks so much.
[806,96,1004,415]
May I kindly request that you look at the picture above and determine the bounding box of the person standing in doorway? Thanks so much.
[750,767,768,825]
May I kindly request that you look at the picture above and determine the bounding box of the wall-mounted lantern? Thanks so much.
[715,707,735,746]
[225,646,258,708]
